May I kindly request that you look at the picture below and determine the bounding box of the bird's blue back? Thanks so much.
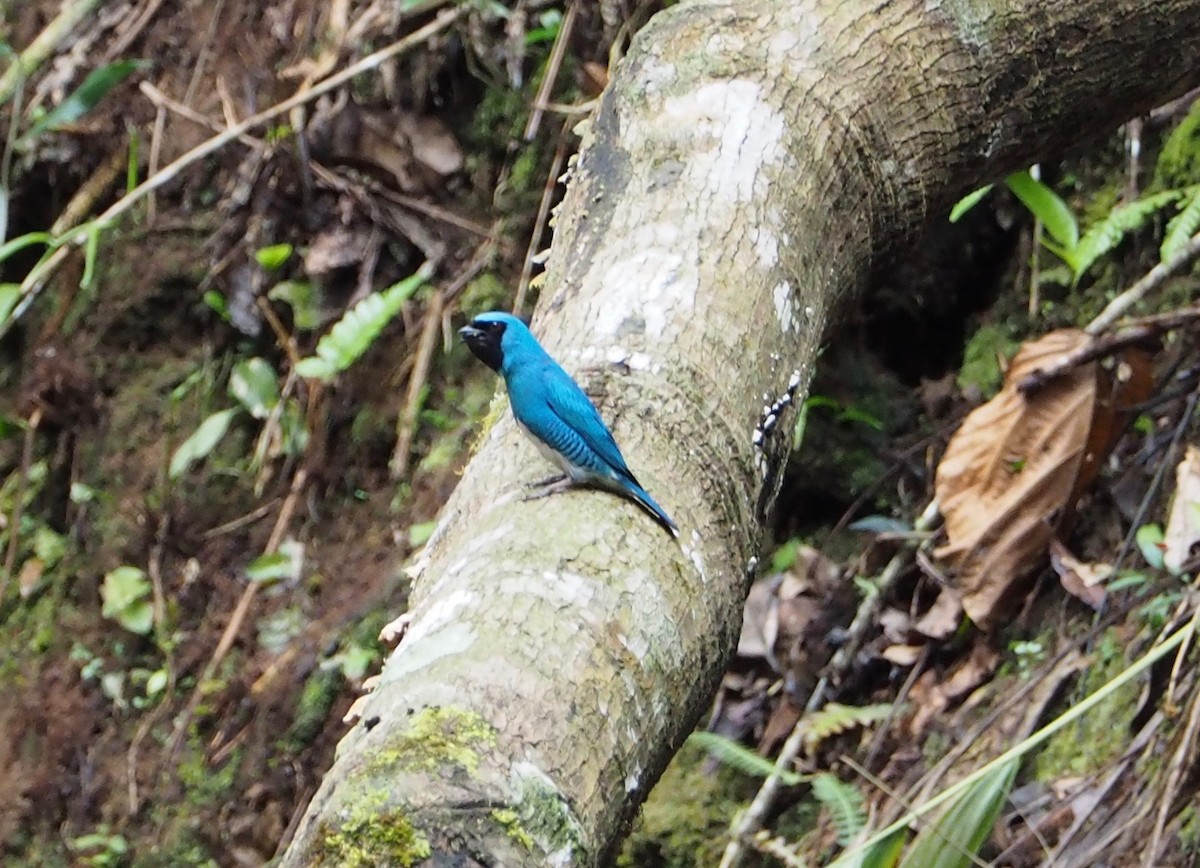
[497,322,635,484]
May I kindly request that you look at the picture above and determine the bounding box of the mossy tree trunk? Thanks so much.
[282,0,1200,864]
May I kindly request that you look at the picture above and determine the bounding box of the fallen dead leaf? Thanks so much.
[913,588,963,639]
[881,644,923,666]
[936,329,1099,629]
[1164,445,1200,574]
[907,641,999,735]
[1049,538,1111,610]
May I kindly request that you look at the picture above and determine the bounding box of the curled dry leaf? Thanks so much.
[936,329,1100,629]
[1049,538,1111,611]
[1164,445,1200,573]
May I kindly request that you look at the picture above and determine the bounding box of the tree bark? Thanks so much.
[282,1,1200,864]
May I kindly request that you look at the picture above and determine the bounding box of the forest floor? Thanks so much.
[4,2,1200,867]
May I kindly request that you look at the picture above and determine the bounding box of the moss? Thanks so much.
[958,323,1019,395]
[1033,629,1139,779]
[1178,805,1200,857]
[178,743,240,807]
[283,665,343,751]
[491,808,535,851]
[513,773,587,857]
[370,706,497,776]
[618,742,755,868]
[319,808,431,867]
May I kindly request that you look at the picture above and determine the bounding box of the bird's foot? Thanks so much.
[522,476,577,502]
[524,473,568,490]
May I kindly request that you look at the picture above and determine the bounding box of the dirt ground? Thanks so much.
[0,0,635,863]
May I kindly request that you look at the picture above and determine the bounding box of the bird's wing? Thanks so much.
[541,368,637,482]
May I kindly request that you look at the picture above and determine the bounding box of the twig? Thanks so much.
[0,0,105,104]
[106,0,167,59]
[718,500,942,868]
[513,124,570,315]
[1019,304,1200,393]
[523,0,578,141]
[390,290,445,479]
[138,81,266,150]
[1145,605,1200,866]
[164,468,308,758]
[200,499,280,539]
[0,6,468,341]
[1087,230,1200,335]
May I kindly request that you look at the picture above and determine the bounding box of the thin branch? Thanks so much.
[1087,229,1200,335]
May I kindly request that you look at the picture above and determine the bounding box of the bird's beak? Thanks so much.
[458,325,483,342]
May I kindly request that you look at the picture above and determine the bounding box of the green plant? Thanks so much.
[100,565,153,635]
[294,264,431,380]
[169,356,306,478]
[951,170,1200,286]
[69,827,129,867]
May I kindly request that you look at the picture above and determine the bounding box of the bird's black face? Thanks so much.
[458,318,506,372]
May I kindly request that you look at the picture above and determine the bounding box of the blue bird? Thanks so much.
[459,311,679,537]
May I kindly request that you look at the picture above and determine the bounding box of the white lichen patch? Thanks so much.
[591,243,689,340]
[382,617,477,682]
[773,280,796,332]
[605,345,629,365]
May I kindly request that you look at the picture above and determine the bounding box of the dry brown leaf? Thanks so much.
[913,588,963,639]
[1164,445,1200,574]
[936,329,1098,629]
[1049,538,1111,610]
[881,644,923,665]
[18,558,44,598]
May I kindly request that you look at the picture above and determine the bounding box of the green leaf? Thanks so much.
[33,526,66,568]
[246,552,292,583]
[203,290,229,320]
[802,703,895,752]
[687,731,805,785]
[268,280,321,329]
[830,827,907,868]
[294,265,430,381]
[0,283,17,323]
[145,668,168,696]
[101,565,154,635]
[1136,523,1166,570]
[1071,188,1185,283]
[1005,170,1078,248]
[848,516,911,534]
[1162,187,1200,262]
[949,184,994,223]
[246,538,303,584]
[169,407,238,478]
[21,61,147,145]
[408,520,438,547]
[812,773,866,847]
[255,242,293,271]
[898,758,1017,868]
[228,357,279,419]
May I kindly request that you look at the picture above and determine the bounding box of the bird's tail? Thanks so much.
[627,482,679,538]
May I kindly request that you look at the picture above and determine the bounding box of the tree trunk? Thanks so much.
[281,1,1200,864]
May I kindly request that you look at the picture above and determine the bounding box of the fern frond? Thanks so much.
[686,732,804,785]
[1071,189,1186,283]
[801,702,894,752]
[1162,186,1200,262]
[811,773,866,846]
[294,264,431,380]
